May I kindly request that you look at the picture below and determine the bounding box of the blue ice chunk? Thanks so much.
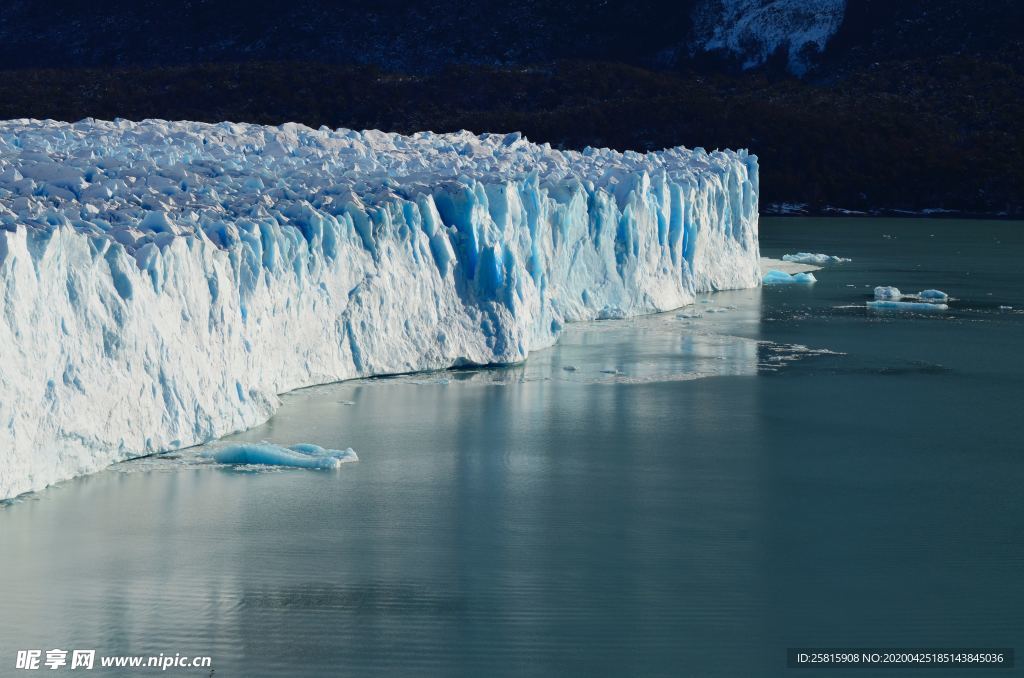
[763,269,816,285]
[867,300,948,312]
[203,442,358,469]
[918,289,948,302]
[874,286,902,299]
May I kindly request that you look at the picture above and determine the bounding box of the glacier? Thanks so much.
[0,118,760,499]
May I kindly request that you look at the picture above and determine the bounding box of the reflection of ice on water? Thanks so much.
[291,287,838,391]
[113,287,841,477]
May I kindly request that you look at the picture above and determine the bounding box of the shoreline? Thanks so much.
[760,207,1022,220]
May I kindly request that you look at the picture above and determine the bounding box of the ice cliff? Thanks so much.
[0,119,760,498]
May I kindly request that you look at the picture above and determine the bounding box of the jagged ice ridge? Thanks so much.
[0,119,760,498]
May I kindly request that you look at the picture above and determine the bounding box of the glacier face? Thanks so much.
[0,119,760,499]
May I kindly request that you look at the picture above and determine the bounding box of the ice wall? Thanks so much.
[0,119,759,498]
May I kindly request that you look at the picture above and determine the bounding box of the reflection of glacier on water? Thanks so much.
[287,289,763,388]
[106,285,846,478]
[8,219,1021,678]
[288,286,836,392]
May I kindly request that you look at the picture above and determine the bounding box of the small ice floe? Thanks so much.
[763,270,816,285]
[782,253,851,265]
[676,309,703,319]
[874,286,950,304]
[918,289,948,302]
[202,442,358,469]
[1000,305,1013,311]
[874,286,902,299]
[867,300,948,312]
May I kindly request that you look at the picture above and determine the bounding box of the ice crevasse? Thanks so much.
[0,119,760,498]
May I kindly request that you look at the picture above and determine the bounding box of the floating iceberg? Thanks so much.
[867,300,948,312]
[873,286,949,304]
[763,269,816,284]
[0,119,759,499]
[874,286,902,299]
[918,289,948,302]
[782,252,851,265]
[202,442,358,469]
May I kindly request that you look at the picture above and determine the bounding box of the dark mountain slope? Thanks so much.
[0,1,1020,214]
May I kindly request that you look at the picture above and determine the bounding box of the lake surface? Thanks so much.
[2,218,1022,677]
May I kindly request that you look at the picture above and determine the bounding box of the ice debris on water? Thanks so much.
[867,300,948,312]
[874,286,950,304]
[763,269,816,284]
[782,252,851,264]
[202,442,358,469]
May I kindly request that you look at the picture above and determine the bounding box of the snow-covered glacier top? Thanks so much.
[0,118,742,246]
[0,119,760,499]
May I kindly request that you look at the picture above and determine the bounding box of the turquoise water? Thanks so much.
[2,218,1022,676]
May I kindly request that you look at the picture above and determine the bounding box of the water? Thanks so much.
[2,218,1022,677]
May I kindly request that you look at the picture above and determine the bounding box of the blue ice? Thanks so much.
[867,300,948,312]
[763,269,817,285]
[203,442,358,469]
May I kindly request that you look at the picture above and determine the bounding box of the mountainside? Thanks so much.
[686,0,846,74]
[0,0,1020,214]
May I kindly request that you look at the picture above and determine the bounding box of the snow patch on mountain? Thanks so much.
[692,0,846,74]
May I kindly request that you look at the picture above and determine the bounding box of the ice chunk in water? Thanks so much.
[874,286,902,299]
[918,289,948,302]
[203,442,358,469]
[763,270,816,284]
[782,252,851,264]
[867,300,948,312]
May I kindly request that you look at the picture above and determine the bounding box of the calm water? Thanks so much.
[2,218,1023,677]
